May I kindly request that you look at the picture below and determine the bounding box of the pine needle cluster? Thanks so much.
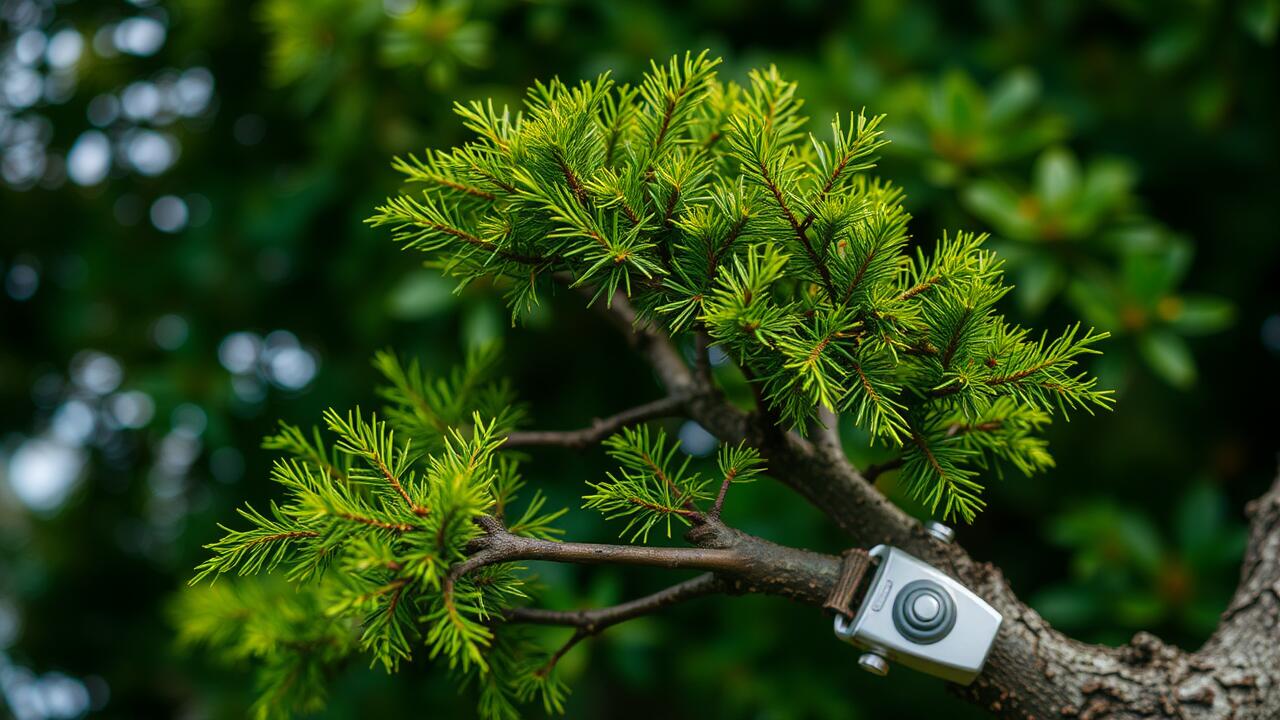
[368,51,1111,521]
[187,344,570,718]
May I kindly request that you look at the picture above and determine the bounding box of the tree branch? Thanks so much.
[694,327,713,386]
[451,533,741,580]
[504,394,691,450]
[810,406,844,460]
[709,470,735,519]
[505,572,724,630]
[590,291,695,393]
[689,389,1280,717]
[446,516,842,617]
[585,282,1280,718]
[504,572,725,676]
[863,456,903,483]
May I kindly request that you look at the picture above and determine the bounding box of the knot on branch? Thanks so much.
[1124,631,1179,667]
[463,516,509,554]
[683,516,739,549]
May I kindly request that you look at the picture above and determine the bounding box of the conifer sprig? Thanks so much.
[190,397,564,690]
[372,341,526,452]
[583,426,711,542]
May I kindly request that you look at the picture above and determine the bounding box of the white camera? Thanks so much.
[832,542,1002,685]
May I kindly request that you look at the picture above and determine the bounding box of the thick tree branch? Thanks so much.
[448,516,841,614]
[504,394,691,449]
[811,406,844,459]
[593,291,695,393]
[590,303,1280,718]
[443,520,841,683]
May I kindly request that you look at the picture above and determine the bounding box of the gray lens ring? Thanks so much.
[892,579,956,645]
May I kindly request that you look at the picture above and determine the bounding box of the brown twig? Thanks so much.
[862,457,904,483]
[442,516,842,628]
[709,468,738,518]
[508,573,725,676]
[445,528,743,596]
[336,512,420,533]
[504,394,690,450]
[506,573,723,629]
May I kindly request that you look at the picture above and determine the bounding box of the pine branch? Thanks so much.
[190,51,1131,720]
[191,507,321,584]
[369,194,551,266]
[732,112,839,299]
[600,83,640,167]
[902,424,985,523]
[324,409,430,517]
[638,50,721,168]
[584,426,713,541]
[392,152,498,201]
[800,111,889,232]
[366,56,1111,519]
[262,422,347,483]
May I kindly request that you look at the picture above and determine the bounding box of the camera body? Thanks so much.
[833,544,1002,685]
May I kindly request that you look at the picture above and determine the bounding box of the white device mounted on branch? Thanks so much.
[832,522,1002,685]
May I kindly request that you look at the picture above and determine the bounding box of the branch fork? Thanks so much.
[508,293,1280,719]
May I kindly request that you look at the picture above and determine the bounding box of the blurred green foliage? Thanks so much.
[1035,483,1249,642]
[1,1,1277,718]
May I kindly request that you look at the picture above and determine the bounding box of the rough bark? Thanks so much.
[700,382,1280,717]
[544,294,1280,719]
